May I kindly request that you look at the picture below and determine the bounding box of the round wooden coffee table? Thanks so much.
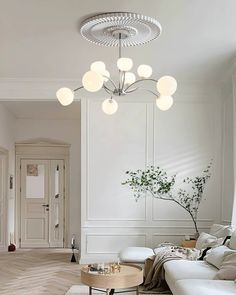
[81,263,143,295]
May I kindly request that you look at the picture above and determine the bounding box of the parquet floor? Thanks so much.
[0,248,82,295]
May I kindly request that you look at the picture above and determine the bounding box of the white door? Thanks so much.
[20,159,64,248]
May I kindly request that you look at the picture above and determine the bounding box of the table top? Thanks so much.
[81,263,143,289]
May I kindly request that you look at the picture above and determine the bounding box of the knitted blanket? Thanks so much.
[144,246,200,291]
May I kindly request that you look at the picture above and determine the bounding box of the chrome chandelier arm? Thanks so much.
[125,86,158,97]
[124,78,158,92]
[125,87,139,93]
[103,84,114,95]
[73,86,84,92]
[137,87,159,97]
[103,75,118,90]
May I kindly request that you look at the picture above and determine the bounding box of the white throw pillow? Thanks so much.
[196,232,223,250]
[210,224,234,238]
[229,230,236,250]
[205,245,233,269]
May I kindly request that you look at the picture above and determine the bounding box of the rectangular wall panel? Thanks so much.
[153,101,221,222]
[86,234,146,254]
[87,101,151,221]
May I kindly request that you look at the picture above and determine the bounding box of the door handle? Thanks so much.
[42,204,49,207]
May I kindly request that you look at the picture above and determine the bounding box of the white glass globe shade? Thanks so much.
[82,70,104,92]
[117,57,133,71]
[103,70,110,82]
[124,72,136,84]
[90,61,106,74]
[156,95,173,111]
[102,98,118,115]
[56,87,74,106]
[156,76,177,96]
[137,64,152,78]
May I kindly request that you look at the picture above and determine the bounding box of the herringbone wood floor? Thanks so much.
[0,249,82,295]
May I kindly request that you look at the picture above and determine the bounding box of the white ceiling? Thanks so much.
[0,0,236,82]
[0,0,236,119]
[1,101,81,119]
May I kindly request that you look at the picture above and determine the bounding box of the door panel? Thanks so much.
[20,159,64,248]
[49,160,64,247]
[21,159,49,248]
[0,153,7,248]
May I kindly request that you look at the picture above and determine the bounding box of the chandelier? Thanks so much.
[56,12,177,115]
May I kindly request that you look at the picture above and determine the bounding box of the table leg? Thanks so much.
[109,289,115,295]
[89,286,92,295]
[106,288,110,295]
[136,286,139,295]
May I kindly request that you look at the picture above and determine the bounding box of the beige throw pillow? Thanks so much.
[214,252,236,280]
[196,232,223,250]
[210,224,234,238]
[205,245,232,269]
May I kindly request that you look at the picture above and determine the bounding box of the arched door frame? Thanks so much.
[15,138,70,248]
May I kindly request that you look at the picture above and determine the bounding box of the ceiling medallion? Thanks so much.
[57,12,177,115]
[80,12,162,47]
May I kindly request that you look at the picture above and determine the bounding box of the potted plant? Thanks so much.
[122,162,212,237]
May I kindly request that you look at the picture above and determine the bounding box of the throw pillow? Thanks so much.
[214,251,236,280]
[210,224,234,238]
[196,232,224,250]
[229,230,236,250]
[205,245,233,269]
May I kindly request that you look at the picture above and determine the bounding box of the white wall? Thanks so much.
[15,118,81,245]
[0,103,16,246]
[222,91,234,224]
[81,83,228,263]
[231,72,236,226]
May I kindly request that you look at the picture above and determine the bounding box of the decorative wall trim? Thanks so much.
[0,78,220,101]
[86,234,147,254]
[82,225,212,229]
[85,100,152,222]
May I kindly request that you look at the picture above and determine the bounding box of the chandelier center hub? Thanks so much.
[105,26,137,40]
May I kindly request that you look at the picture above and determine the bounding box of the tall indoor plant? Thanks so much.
[122,163,212,236]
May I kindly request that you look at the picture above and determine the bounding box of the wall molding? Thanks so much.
[0,78,221,101]
[86,234,147,254]
[81,85,224,262]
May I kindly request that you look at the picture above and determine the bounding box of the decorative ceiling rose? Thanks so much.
[80,12,162,47]
[56,12,177,115]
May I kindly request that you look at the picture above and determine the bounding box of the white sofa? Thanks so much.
[164,259,236,295]
[119,226,236,295]
[163,228,236,295]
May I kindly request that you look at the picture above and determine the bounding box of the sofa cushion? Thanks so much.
[119,247,154,263]
[205,245,232,269]
[175,279,236,295]
[210,224,234,238]
[164,260,217,282]
[196,232,223,250]
[215,251,236,280]
[164,260,218,294]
